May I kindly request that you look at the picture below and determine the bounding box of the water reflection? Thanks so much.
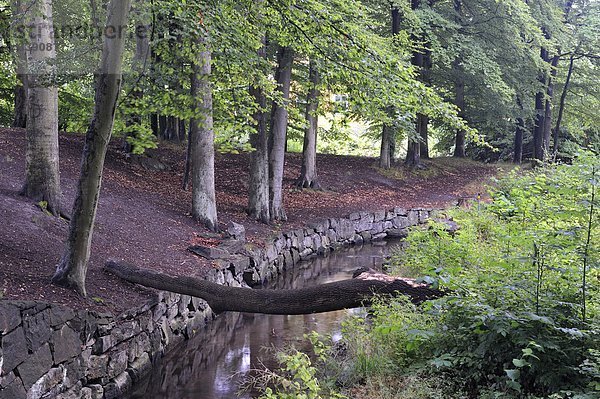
[129,241,397,399]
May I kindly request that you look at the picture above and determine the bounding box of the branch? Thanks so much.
[104,261,445,315]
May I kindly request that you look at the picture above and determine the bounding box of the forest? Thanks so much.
[0,0,599,398]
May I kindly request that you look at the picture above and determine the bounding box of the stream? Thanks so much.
[128,240,399,399]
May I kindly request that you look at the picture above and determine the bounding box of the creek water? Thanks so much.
[129,240,399,399]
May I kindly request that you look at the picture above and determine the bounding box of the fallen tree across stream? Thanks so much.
[104,261,445,315]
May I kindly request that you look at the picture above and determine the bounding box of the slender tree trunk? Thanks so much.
[190,31,218,231]
[124,0,149,153]
[513,97,525,164]
[248,30,270,223]
[269,46,294,221]
[419,115,429,159]
[297,60,321,188]
[380,6,400,169]
[380,124,393,169]
[533,63,546,161]
[453,62,466,158]
[150,114,158,136]
[405,0,422,167]
[20,0,61,216]
[553,53,575,154]
[53,0,132,296]
[543,55,559,156]
[13,3,28,130]
[182,120,192,190]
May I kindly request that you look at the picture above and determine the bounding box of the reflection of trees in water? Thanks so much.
[128,242,394,399]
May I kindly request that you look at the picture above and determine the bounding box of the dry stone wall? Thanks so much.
[0,207,435,398]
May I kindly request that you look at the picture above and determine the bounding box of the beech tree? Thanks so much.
[190,27,218,231]
[20,0,62,216]
[268,45,294,221]
[296,59,321,189]
[53,0,132,296]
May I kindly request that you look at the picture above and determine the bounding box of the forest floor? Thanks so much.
[0,128,503,315]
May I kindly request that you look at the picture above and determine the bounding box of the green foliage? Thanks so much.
[250,334,347,399]
[296,154,599,398]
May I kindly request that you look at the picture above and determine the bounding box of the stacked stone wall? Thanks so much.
[0,208,435,398]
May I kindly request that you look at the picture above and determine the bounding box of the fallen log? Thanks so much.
[104,261,444,315]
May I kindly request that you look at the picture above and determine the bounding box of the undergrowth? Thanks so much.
[250,153,600,399]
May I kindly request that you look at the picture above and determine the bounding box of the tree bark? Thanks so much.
[123,0,149,154]
[296,60,321,188]
[182,120,192,190]
[269,46,294,221]
[453,61,466,158]
[53,0,132,296]
[105,261,445,315]
[20,0,61,216]
[380,6,401,170]
[11,0,27,128]
[543,55,559,157]
[248,31,270,223]
[190,30,218,231]
[553,53,575,155]
[379,123,393,169]
[405,0,423,168]
[513,97,525,164]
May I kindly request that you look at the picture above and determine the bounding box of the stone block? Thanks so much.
[353,234,364,245]
[103,371,132,399]
[226,221,245,241]
[407,210,419,225]
[22,309,52,353]
[394,207,408,216]
[359,231,372,242]
[17,343,52,389]
[385,210,396,220]
[87,384,104,399]
[1,326,27,374]
[392,216,410,229]
[188,245,229,260]
[0,376,26,399]
[349,212,360,220]
[0,303,21,334]
[52,325,82,364]
[56,381,83,399]
[47,306,76,327]
[373,210,386,222]
[28,366,67,399]
[93,335,114,354]
[370,222,384,234]
[108,350,128,379]
[372,232,387,240]
[126,352,151,383]
[328,218,339,229]
[86,355,109,380]
[387,228,409,238]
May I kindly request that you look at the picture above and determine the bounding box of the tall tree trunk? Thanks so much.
[453,62,466,158]
[124,0,149,153]
[269,46,294,221]
[12,0,28,130]
[543,55,559,156]
[53,0,132,296]
[405,0,422,167]
[380,6,400,169]
[190,31,218,231]
[182,119,192,190]
[20,0,61,216]
[248,30,270,223]
[533,42,550,162]
[420,46,432,159]
[553,53,575,155]
[296,60,321,189]
[513,97,525,164]
[379,124,393,169]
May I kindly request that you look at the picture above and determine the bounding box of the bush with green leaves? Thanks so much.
[316,153,598,399]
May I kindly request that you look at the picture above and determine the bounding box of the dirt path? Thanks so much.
[0,128,499,314]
